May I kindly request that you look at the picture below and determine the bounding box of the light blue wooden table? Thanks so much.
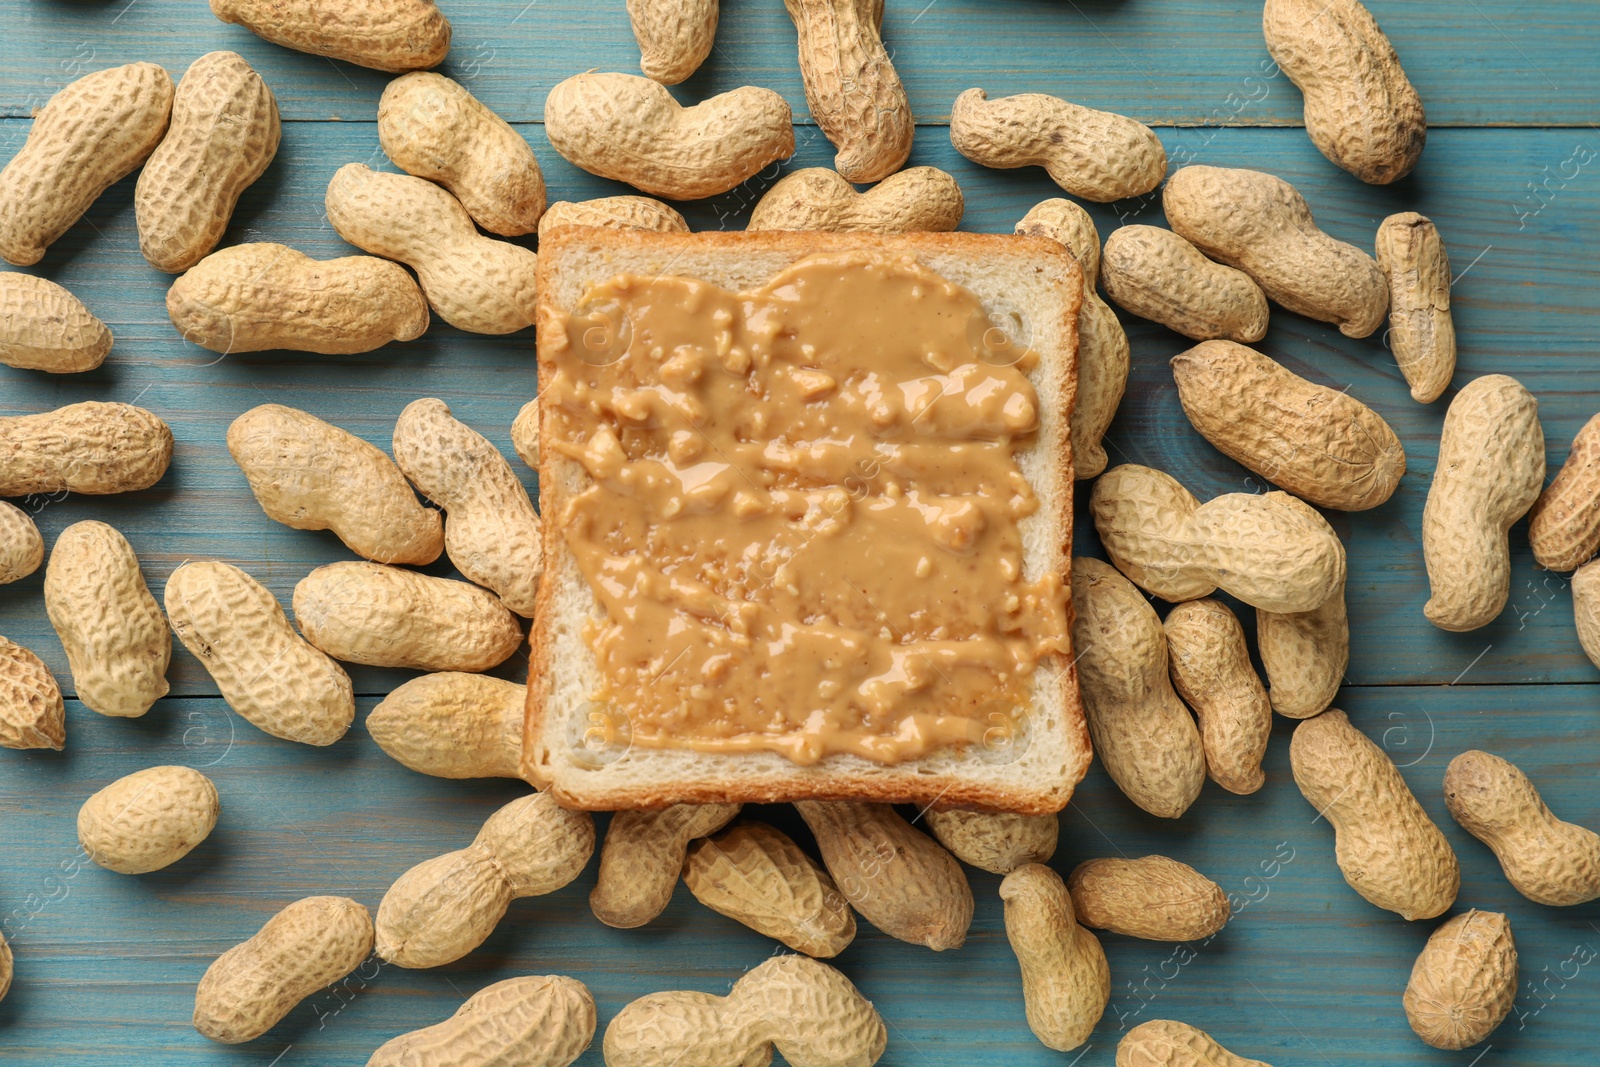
[2,2,1598,1064]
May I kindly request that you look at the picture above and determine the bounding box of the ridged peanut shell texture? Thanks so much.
[193,896,373,1044]
[77,765,218,874]
[0,63,174,266]
[950,88,1166,202]
[368,672,526,779]
[590,802,740,929]
[1,502,44,585]
[1444,750,1600,906]
[1529,411,1600,572]
[1256,578,1349,719]
[44,521,171,719]
[685,821,856,957]
[1117,1020,1273,1067]
[544,73,794,201]
[1001,863,1109,1052]
[326,164,538,335]
[135,51,280,273]
[392,398,542,616]
[1265,0,1426,184]
[1015,199,1128,479]
[168,243,429,355]
[1163,165,1388,337]
[1375,212,1456,403]
[511,398,540,468]
[1068,855,1231,941]
[209,0,451,73]
[228,404,443,566]
[1290,709,1459,919]
[379,72,546,236]
[604,954,886,1067]
[0,402,173,496]
[0,636,65,750]
[1163,599,1270,794]
[1577,561,1600,671]
[785,0,912,183]
[924,809,1058,875]
[1422,374,1544,631]
[749,167,963,234]
[366,974,596,1067]
[1172,339,1406,510]
[537,196,688,238]
[293,561,523,672]
[1404,910,1517,1050]
[0,273,112,373]
[1101,225,1269,343]
[628,0,717,84]
[1070,557,1205,819]
[165,561,355,746]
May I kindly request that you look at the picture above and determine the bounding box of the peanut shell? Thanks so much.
[368,672,526,780]
[77,765,218,874]
[1404,910,1517,1050]
[0,402,173,496]
[0,636,65,750]
[684,821,856,957]
[0,273,112,373]
[1067,855,1231,941]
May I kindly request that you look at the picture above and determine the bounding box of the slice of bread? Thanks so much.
[524,229,1090,815]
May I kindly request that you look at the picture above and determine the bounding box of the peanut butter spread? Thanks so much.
[545,250,1068,764]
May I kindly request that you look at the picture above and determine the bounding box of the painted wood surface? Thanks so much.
[1,0,1598,1064]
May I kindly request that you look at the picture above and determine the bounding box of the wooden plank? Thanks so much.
[2,124,1598,690]
[0,685,1594,1064]
[0,0,1595,127]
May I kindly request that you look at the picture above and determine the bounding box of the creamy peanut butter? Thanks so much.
[544,250,1068,765]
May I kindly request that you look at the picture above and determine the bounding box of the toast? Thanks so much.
[524,229,1090,815]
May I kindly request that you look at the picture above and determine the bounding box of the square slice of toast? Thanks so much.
[524,229,1090,815]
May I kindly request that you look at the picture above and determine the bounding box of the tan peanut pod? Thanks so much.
[1264,0,1425,185]
[544,73,794,201]
[1070,557,1205,819]
[1404,910,1517,1050]
[1375,212,1455,403]
[326,164,537,335]
[1101,226,1269,343]
[379,73,545,237]
[1015,199,1128,479]
[1163,599,1270,795]
[628,0,717,85]
[1576,560,1600,671]
[923,809,1057,875]
[1117,1019,1273,1067]
[165,561,355,746]
[77,765,218,874]
[537,196,688,238]
[684,821,856,957]
[0,402,173,497]
[1091,464,1347,613]
[208,0,450,73]
[293,561,523,672]
[1256,577,1348,719]
[1290,709,1459,920]
[1000,863,1109,1052]
[0,931,10,1003]
[604,954,886,1067]
[366,974,596,1067]
[1423,374,1544,631]
[168,243,430,355]
[749,167,963,234]
[135,51,280,273]
[796,799,973,951]
[0,273,112,373]
[44,521,171,719]
[0,63,174,267]
[950,89,1166,203]
[0,502,44,585]
[785,0,912,183]
[392,398,542,616]
[510,398,539,469]
[1443,750,1600,907]
[375,793,595,968]
[590,802,740,929]
[1172,339,1406,511]
[1163,165,1388,338]
[368,673,525,780]
[193,896,373,1044]
[0,636,65,751]
[1529,412,1600,572]
[227,404,443,566]
[1067,856,1230,941]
